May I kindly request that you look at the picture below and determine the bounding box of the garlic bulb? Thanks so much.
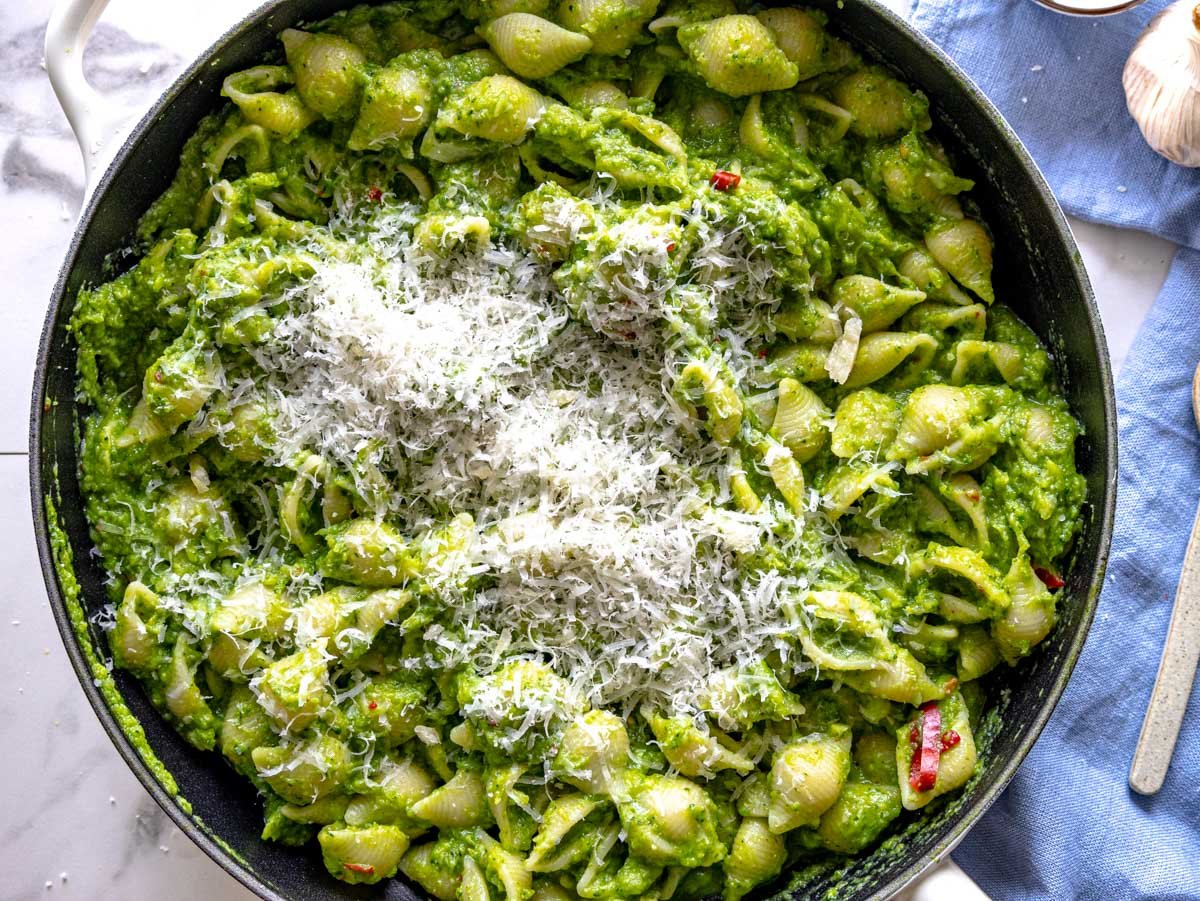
[1123,1,1200,167]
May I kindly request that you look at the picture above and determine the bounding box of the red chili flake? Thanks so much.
[366,185,383,202]
[756,348,769,359]
[343,863,375,875]
[965,489,981,502]
[666,241,677,252]
[908,701,943,793]
[940,730,961,751]
[1034,566,1065,590]
[619,330,638,341]
[710,169,741,192]
[367,700,378,710]
[943,677,959,695]
[43,399,51,413]
[153,370,164,383]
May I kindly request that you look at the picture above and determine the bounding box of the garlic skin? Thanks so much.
[1123,1,1200,167]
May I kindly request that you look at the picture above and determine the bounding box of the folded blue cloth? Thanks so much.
[904,0,1200,896]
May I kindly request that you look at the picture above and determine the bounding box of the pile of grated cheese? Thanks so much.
[240,195,833,715]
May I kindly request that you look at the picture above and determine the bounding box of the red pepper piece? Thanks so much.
[344,863,375,875]
[1034,566,1065,590]
[908,701,942,793]
[367,700,378,710]
[710,170,741,192]
[366,185,383,202]
[666,241,677,252]
[941,730,961,751]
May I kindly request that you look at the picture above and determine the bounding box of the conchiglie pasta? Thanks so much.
[832,69,930,139]
[348,57,436,152]
[767,730,851,833]
[754,8,828,78]
[724,817,786,900]
[344,757,436,827]
[440,74,547,144]
[925,218,995,303]
[399,841,463,901]
[280,29,367,120]
[677,16,800,97]
[897,692,976,810]
[554,709,629,794]
[829,275,927,334]
[409,770,491,828]
[899,247,975,306]
[111,581,164,671]
[643,709,755,777]
[675,360,744,445]
[222,66,317,136]
[254,733,352,805]
[886,384,995,470]
[618,774,725,867]
[816,780,902,854]
[555,0,660,55]
[843,330,938,389]
[318,823,410,884]
[994,550,1058,663]
[480,14,593,80]
[771,377,830,462]
[840,648,943,705]
[526,793,604,871]
[956,623,1002,682]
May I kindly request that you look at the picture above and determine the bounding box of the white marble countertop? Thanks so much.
[0,1,1175,899]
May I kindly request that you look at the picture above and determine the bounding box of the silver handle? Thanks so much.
[1130,502,1200,794]
[45,0,123,196]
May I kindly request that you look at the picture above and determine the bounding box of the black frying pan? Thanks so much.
[30,0,1116,897]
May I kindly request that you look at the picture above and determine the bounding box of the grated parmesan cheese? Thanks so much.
[223,196,845,715]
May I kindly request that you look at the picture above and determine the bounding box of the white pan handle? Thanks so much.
[45,0,124,196]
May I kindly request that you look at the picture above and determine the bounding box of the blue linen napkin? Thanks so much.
[903,0,1200,896]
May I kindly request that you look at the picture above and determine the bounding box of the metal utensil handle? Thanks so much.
[1130,502,1200,794]
[45,0,121,195]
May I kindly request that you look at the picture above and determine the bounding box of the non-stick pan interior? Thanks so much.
[31,2,1114,899]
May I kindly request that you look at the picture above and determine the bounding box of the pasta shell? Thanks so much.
[442,74,546,144]
[840,648,942,705]
[348,64,435,151]
[844,331,938,389]
[677,15,799,97]
[956,624,1002,682]
[280,29,367,120]
[399,843,461,901]
[816,782,901,855]
[772,378,830,463]
[725,818,787,900]
[925,218,995,303]
[480,14,592,80]
[755,8,828,79]
[767,732,850,834]
[409,770,490,828]
[830,275,927,333]
[526,794,603,871]
[556,0,660,55]
[318,824,410,884]
[899,248,975,305]
[833,70,927,139]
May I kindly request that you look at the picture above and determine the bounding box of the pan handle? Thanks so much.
[45,0,124,194]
